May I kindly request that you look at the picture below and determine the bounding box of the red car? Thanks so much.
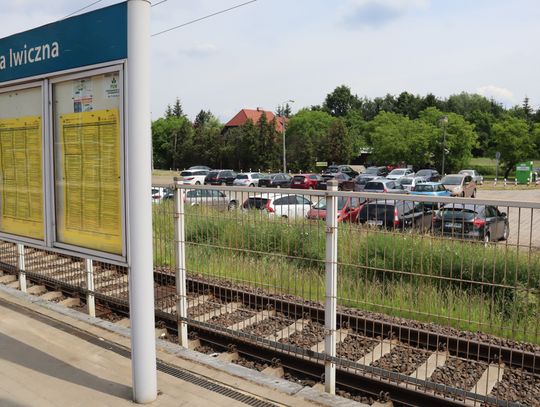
[291,173,323,189]
[307,196,365,223]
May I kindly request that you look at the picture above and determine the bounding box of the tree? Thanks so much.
[172,98,184,118]
[343,110,368,155]
[323,85,361,117]
[275,103,292,118]
[321,118,353,165]
[152,115,194,169]
[395,91,423,119]
[490,115,534,178]
[419,107,478,174]
[367,112,433,169]
[285,109,335,171]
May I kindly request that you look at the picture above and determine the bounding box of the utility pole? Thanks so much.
[440,115,448,176]
[281,100,294,173]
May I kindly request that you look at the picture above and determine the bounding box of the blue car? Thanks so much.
[410,182,451,208]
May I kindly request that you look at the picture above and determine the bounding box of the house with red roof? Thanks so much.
[223,108,287,133]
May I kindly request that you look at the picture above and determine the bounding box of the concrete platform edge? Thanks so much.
[0,284,367,407]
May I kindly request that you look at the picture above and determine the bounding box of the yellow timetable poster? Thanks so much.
[58,109,122,254]
[0,116,43,239]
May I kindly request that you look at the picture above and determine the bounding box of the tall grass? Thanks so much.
[153,202,540,343]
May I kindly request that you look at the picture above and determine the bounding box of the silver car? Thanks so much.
[386,168,415,180]
[459,169,483,185]
[398,176,427,192]
[364,179,407,194]
[233,172,263,187]
[184,189,238,210]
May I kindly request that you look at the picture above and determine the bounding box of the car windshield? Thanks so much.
[313,197,348,210]
[389,169,406,175]
[207,171,218,178]
[236,174,248,179]
[459,170,473,175]
[415,184,435,192]
[293,175,305,181]
[416,170,431,176]
[180,171,193,176]
[364,167,379,174]
[399,178,413,185]
[356,177,369,185]
[442,176,463,185]
[243,198,269,209]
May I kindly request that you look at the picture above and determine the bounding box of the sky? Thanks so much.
[1,0,539,121]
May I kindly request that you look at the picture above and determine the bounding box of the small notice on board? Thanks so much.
[58,109,122,254]
[0,116,44,239]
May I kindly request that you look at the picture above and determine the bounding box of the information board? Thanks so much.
[0,115,43,239]
[57,109,121,254]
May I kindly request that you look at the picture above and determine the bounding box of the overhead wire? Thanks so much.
[61,0,106,19]
[152,0,257,37]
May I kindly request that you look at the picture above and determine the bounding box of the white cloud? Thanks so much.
[342,0,429,29]
[476,85,514,104]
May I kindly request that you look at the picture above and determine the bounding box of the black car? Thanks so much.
[357,199,432,231]
[432,204,509,243]
[316,172,355,190]
[323,165,359,178]
[415,169,441,182]
[258,173,292,188]
[204,170,237,185]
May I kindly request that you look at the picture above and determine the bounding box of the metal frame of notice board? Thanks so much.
[0,3,129,265]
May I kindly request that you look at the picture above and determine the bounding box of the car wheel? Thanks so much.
[227,201,238,211]
[309,186,313,190]
[249,183,255,187]
[195,181,201,185]
[471,189,476,198]
[461,192,465,197]
[483,233,490,247]
[501,224,509,241]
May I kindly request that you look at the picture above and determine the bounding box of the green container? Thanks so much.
[516,161,534,184]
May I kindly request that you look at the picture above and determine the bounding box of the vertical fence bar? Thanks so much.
[174,179,188,347]
[85,258,95,318]
[324,180,338,394]
[17,243,26,293]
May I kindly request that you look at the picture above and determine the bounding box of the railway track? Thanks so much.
[0,242,538,406]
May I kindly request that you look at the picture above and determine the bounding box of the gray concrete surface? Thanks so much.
[0,285,367,407]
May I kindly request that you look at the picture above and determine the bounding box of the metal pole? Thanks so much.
[17,243,26,293]
[174,178,188,348]
[441,123,446,176]
[127,0,157,403]
[282,112,287,174]
[324,179,338,394]
[85,258,95,318]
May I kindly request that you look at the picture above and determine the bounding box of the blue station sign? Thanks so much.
[0,2,127,84]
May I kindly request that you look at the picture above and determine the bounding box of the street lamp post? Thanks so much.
[440,115,448,176]
[281,99,294,173]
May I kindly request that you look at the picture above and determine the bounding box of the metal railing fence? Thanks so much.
[0,180,538,405]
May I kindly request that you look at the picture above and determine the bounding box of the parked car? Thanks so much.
[459,169,484,185]
[363,166,389,178]
[415,169,441,182]
[178,169,209,185]
[411,182,451,196]
[363,179,407,194]
[323,165,359,178]
[357,199,432,231]
[441,174,477,197]
[258,173,292,188]
[188,165,211,171]
[242,193,312,219]
[291,173,323,189]
[184,189,238,210]
[386,168,415,180]
[204,170,237,186]
[316,172,355,191]
[307,196,365,223]
[432,204,509,243]
[233,172,263,187]
[354,175,377,192]
[151,187,173,203]
[398,176,427,192]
